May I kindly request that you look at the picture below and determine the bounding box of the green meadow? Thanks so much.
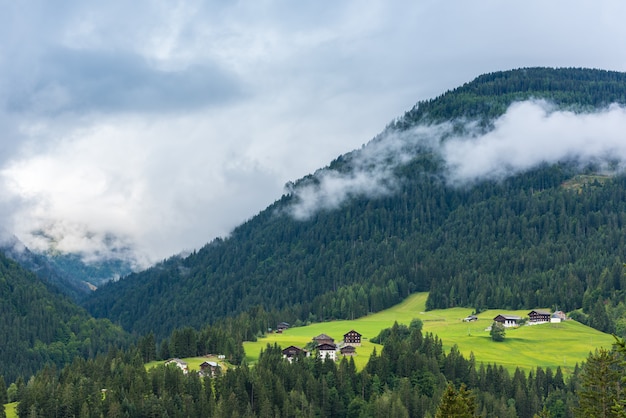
[5,402,17,418]
[243,292,615,374]
[145,355,230,373]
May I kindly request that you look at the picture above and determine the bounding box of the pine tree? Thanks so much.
[575,348,623,418]
[435,383,476,418]
[0,376,6,405]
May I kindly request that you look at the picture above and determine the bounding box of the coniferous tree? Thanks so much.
[575,348,623,418]
[0,376,6,405]
[435,383,476,418]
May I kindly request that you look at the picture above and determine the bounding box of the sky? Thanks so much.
[1,1,626,267]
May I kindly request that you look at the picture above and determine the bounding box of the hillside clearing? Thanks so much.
[244,292,615,374]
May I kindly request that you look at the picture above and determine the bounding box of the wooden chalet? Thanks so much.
[528,310,551,324]
[281,345,309,362]
[164,358,189,374]
[493,314,521,328]
[313,333,335,346]
[317,343,337,361]
[343,330,362,346]
[199,361,220,377]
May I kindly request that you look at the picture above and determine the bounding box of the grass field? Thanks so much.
[145,355,230,372]
[243,292,616,374]
[5,402,17,418]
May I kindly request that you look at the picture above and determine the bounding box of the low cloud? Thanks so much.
[443,100,626,183]
[288,100,626,219]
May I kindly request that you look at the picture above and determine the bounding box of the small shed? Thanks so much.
[277,322,290,333]
[551,311,567,323]
[340,345,356,356]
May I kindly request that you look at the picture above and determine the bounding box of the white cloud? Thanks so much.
[288,101,626,219]
[443,101,626,183]
[1,1,626,265]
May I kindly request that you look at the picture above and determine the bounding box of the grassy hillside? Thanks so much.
[4,402,17,418]
[244,293,615,374]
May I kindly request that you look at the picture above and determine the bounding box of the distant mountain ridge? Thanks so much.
[85,67,626,339]
[0,228,136,301]
[0,250,130,382]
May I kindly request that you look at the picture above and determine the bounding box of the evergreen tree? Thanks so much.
[575,348,623,418]
[0,376,6,405]
[435,383,476,418]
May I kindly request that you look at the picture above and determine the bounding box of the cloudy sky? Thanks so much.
[1,1,625,267]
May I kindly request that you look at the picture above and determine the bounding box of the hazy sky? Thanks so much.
[1,1,625,266]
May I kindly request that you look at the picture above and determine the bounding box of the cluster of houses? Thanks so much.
[464,310,568,328]
[164,358,221,377]
[281,329,362,362]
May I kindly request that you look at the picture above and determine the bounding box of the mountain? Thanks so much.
[0,229,135,301]
[0,250,130,383]
[85,67,626,339]
[0,230,92,300]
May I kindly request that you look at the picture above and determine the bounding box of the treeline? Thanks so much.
[393,67,626,128]
[10,320,599,418]
[0,252,131,383]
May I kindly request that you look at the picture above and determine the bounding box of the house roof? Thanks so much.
[282,345,306,354]
[340,345,356,353]
[344,329,362,337]
[314,333,334,341]
[317,343,337,350]
[494,314,521,321]
[200,361,218,367]
[528,310,551,316]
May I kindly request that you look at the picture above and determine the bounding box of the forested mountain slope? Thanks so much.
[85,68,626,339]
[0,251,130,382]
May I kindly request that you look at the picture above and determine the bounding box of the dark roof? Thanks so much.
[494,314,521,321]
[528,310,551,315]
[314,334,334,341]
[340,345,356,353]
[282,345,306,355]
[317,343,337,350]
[344,329,362,337]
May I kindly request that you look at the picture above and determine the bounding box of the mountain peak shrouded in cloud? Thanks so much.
[286,67,626,220]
